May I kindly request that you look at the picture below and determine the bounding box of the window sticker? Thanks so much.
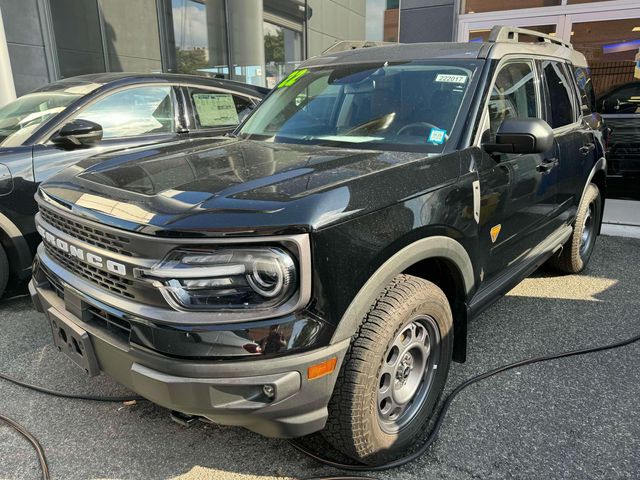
[428,128,447,145]
[277,69,309,88]
[192,93,239,127]
[435,74,467,84]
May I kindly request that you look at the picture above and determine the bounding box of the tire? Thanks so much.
[548,183,601,274]
[322,274,453,465]
[0,244,8,299]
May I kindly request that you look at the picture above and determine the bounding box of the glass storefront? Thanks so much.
[459,2,640,100]
[571,17,640,97]
[263,21,303,88]
[462,0,561,14]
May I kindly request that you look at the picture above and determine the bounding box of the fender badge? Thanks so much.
[490,224,502,243]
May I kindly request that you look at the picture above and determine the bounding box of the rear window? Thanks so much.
[542,61,576,128]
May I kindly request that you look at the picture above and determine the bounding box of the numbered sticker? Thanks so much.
[435,74,467,84]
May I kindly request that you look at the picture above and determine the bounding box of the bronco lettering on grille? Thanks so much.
[37,224,128,276]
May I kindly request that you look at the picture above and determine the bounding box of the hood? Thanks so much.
[39,137,457,237]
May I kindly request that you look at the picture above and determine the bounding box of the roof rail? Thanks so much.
[322,40,396,55]
[488,25,572,49]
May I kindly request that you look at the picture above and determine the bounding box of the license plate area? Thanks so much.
[48,306,100,376]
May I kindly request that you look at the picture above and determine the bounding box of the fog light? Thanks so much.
[263,384,275,399]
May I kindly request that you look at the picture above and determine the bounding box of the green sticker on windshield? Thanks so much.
[277,69,309,88]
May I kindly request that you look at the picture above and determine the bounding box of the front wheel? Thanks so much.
[322,274,453,465]
[548,183,601,274]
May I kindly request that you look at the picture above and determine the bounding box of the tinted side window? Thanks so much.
[188,88,254,128]
[488,61,538,137]
[543,61,575,128]
[77,86,175,139]
[573,66,596,114]
[598,83,640,114]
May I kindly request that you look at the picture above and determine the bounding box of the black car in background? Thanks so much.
[597,81,640,177]
[0,73,267,297]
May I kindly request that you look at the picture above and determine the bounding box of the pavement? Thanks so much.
[602,178,640,239]
[0,234,638,480]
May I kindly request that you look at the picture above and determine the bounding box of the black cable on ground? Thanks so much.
[0,413,51,480]
[0,371,144,402]
[1,331,638,480]
[290,330,640,473]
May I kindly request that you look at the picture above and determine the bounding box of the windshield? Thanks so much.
[0,86,94,147]
[239,61,478,152]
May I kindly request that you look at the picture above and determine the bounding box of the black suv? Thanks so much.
[29,27,606,465]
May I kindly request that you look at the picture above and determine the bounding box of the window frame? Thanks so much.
[539,59,580,130]
[40,83,183,145]
[474,56,543,147]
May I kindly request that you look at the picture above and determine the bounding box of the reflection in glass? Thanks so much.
[169,0,229,78]
[264,22,303,88]
[571,18,640,98]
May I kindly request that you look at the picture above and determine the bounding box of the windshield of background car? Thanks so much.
[0,84,98,147]
[239,61,479,152]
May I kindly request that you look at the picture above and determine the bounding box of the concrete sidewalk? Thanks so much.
[602,199,640,239]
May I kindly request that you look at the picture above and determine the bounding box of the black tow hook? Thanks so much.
[170,411,199,428]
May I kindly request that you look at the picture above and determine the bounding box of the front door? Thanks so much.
[33,85,182,183]
[476,59,559,286]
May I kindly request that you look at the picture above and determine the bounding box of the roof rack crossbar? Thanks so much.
[322,40,396,55]
[488,25,571,49]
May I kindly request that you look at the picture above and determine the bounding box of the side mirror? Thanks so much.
[51,119,103,148]
[483,118,554,155]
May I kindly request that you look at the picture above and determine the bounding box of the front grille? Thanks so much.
[43,242,135,299]
[40,262,64,300]
[40,205,134,257]
[87,306,131,341]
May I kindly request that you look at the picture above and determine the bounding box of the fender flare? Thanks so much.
[0,212,33,278]
[580,156,606,208]
[331,235,474,344]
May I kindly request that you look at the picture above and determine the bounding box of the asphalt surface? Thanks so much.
[0,234,638,480]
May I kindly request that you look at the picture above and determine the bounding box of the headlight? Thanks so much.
[144,247,298,311]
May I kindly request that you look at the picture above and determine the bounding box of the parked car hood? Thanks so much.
[38,137,457,237]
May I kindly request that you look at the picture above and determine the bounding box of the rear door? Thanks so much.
[539,60,586,226]
[476,58,559,285]
[33,84,183,183]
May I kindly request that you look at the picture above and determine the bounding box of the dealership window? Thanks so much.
[166,0,229,78]
[570,18,640,99]
[462,0,561,14]
[264,21,303,88]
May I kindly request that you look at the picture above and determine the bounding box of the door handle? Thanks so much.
[579,143,596,155]
[536,157,558,174]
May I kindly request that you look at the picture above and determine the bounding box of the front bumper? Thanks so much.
[29,276,349,438]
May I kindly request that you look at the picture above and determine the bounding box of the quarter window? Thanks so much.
[76,86,176,139]
[187,88,254,128]
[543,61,576,128]
[488,61,538,138]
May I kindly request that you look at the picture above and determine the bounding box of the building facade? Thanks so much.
[0,0,401,100]
[2,0,638,103]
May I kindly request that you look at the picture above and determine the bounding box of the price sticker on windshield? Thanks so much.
[435,74,467,84]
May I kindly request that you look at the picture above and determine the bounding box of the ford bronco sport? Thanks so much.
[30,26,606,465]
